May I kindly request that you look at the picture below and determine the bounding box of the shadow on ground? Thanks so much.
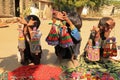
[41,49,80,68]
[0,55,21,72]
[82,17,100,21]
[0,49,79,72]
[41,49,59,66]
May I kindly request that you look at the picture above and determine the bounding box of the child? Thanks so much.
[98,17,115,57]
[85,17,115,61]
[53,11,82,61]
[17,15,42,65]
[67,12,82,59]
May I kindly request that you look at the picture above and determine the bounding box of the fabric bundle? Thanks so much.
[17,25,25,51]
[46,23,59,46]
[59,21,73,48]
[29,27,41,54]
[111,37,117,56]
[103,37,117,58]
[86,42,100,61]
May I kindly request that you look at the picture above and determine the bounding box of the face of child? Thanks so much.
[106,19,115,30]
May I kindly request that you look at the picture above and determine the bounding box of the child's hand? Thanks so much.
[17,17,27,25]
[27,17,36,26]
[91,26,99,32]
[91,26,100,42]
[53,11,64,20]
[62,11,68,20]
[62,11,74,27]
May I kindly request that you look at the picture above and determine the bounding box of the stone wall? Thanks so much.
[0,0,52,19]
[0,0,15,17]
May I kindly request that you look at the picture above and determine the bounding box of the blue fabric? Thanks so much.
[71,28,81,41]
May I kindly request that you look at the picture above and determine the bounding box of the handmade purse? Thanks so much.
[59,21,73,48]
[46,23,59,46]
[103,37,117,57]
[29,27,41,54]
[86,40,100,61]
[46,18,59,46]
[17,25,25,51]
[103,39,111,58]
[111,37,117,56]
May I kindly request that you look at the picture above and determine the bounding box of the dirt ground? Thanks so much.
[0,16,120,73]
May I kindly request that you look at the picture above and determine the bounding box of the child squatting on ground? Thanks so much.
[85,17,116,62]
[46,11,82,64]
[17,15,42,65]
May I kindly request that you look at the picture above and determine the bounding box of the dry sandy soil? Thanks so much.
[0,16,120,73]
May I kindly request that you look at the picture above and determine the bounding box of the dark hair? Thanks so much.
[25,15,40,29]
[98,17,113,40]
[67,12,82,31]
[98,17,113,31]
